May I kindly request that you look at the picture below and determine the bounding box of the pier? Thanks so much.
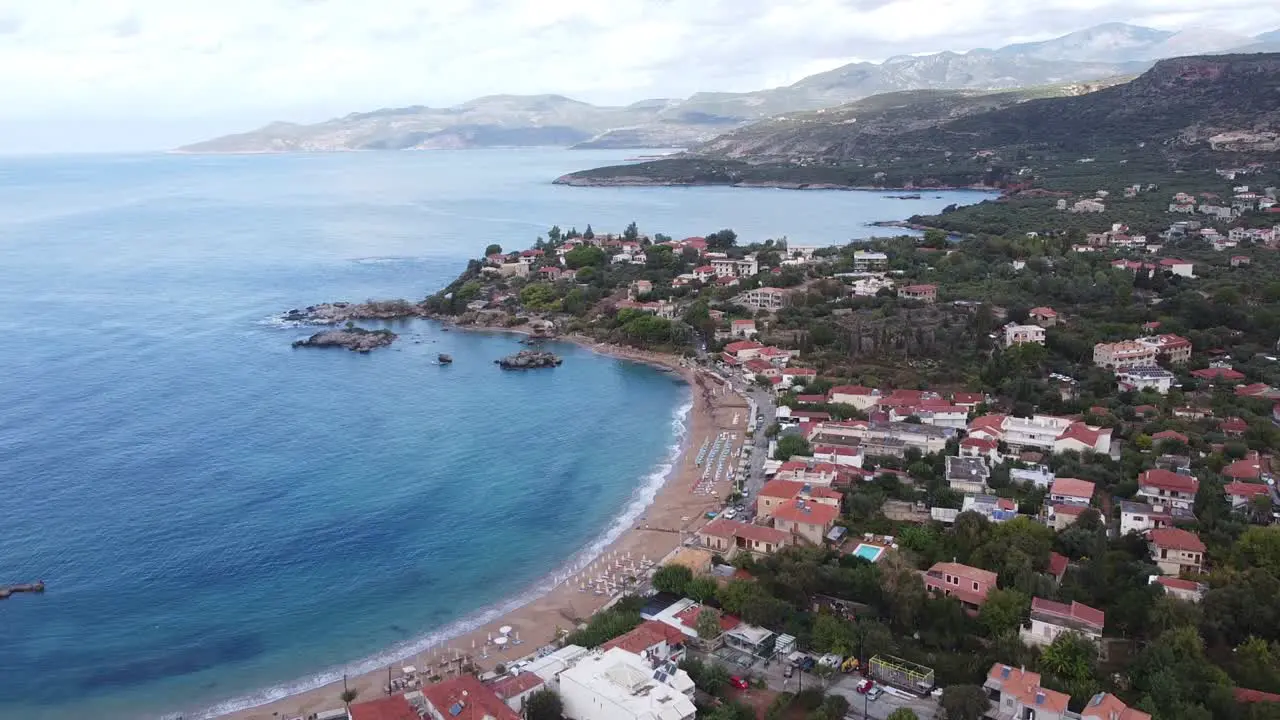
[0,581,45,599]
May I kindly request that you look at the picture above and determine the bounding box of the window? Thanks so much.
[973,582,979,591]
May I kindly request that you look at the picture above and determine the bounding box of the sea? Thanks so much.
[0,149,992,719]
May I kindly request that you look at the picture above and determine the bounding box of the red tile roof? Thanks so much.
[349,695,419,720]
[1221,416,1249,434]
[929,562,998,589]
[1082,693,1151,720]
[698,518,790,546]
[795,394,827,404]
[829,384,876,397]
[1192,367,1246,381]
[773,498,840,528]
[724,340,764,354]
[952,392,985,404]
[969,414,1008,435]
[420,677,520,720]
[1152,430,1188,443]
[1139,468,1199,494]
[901,284,937,293]
[1031,597,1105,630]
[1148,527,1205,552]
[986,665,1070,716]
[1030,307,1057,317]
[760,479,807,499]
[1225,453,1265,480]
[1048,552,1069,579]
[675,604,740,634]
[1225,481,1270,499]
[1057,422,1108,448]
[1154,575,1202,592]
[1052,477,1096,500]
[600,620,686,656]
[786,367,818,376]
[1236,688,1280,704]
[961,436,999,451]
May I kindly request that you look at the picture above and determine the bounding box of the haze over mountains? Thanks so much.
[179,23,1280,154]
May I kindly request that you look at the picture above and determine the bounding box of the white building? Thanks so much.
[711,257,759,279]
[1004,324,1046,347]
[736,287,790,311]
[1020,597,1105,648]
[558,647,696,720]
[1002,415,1074,451]
[852,251,889,271]
[1119,500,1172,536]
[1116,367,1177,395]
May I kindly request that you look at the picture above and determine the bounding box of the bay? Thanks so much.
[0,149,989,719]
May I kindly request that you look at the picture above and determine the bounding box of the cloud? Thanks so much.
[0,0,1275,151]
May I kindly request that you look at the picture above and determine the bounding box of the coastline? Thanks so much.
[213,328,744,720]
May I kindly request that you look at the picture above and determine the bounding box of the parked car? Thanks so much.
[800,656,817,672]
[866,686,884,701]
[783,664,794,678]
[730,676,750,690]
[856,679,875,694]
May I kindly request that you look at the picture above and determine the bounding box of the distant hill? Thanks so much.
[555,54,1280,190]
[178,22,1275,154]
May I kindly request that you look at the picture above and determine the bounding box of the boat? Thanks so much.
[437,354,453,364]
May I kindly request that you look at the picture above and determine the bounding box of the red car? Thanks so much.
[856,678,875,694]
[730,676,750,690]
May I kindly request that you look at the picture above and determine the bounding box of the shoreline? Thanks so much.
[212,326,744,720]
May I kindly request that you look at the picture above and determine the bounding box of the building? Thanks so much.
[1119,500,1172,536]
[736,286,789,311]
[1029,307,1059,327]
[1049,477,1095,506]
[962,494,1021,523]
[772,497,841,545]
[959,436,1001,465]
[600,620,688,665]
[924,562,998,612]
[1011,464,1055,489]
[975,414,1112,455]
[899,284,937,303]
[489,673,547,714]
[1081,693,1152,720]
[419,676,521,720]
[756,480,841,519]
[1148,575,1206,603]
[1147,528,1206,575]
[1136,469,1199,513]
[1047,503,1092,531]
[827,385,880,410]
[711,257,759,279]
[696,519,790,558]
[1138,334,1193,365]
[946,455,991,494]
[730,319,757,338]
[1021,597,1105,648]
[558,647,696,720]
[984,664,1072,720]
[1159,258,1195,278]
[722,340,764,363]
[1116,367,1177,395]
[1225,481,1272,510]
[1224,451,1267,481]
[1093,341,1158,370]
[853,250,889,271]
[1004,324,1046,347]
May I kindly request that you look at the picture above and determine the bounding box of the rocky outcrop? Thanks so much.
[495,350,562,370]
[282,300,422,325]
[293,327,398,353]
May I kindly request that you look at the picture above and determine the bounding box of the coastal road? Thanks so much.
[742,386,775,517]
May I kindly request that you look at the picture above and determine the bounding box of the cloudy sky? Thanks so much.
[0,0,1275,153]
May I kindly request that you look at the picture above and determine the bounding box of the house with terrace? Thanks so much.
[924,562,997,613]
[1147,527,1206,575]
[1021,597,1105,649]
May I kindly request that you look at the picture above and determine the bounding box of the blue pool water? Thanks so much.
[0,149,989,719]
[853,544,886,562]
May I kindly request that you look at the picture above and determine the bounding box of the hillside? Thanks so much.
[556,54,1280,190]
[178,22,1273,154]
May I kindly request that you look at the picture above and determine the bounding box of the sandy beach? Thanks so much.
[219,339,747,720]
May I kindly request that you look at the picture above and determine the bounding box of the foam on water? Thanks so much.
[191,397,693,720]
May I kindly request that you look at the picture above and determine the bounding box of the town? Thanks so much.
[323,176,1280,720]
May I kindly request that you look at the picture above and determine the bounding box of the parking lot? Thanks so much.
[828,675,940,720]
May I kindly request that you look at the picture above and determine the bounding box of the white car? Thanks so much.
[723,509,738,519]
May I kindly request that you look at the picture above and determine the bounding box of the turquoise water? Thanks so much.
[852,544,886,562]
[0,149,990,719]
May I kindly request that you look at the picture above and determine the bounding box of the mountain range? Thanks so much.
[555,53,1280,190]
[178,24,1280,154]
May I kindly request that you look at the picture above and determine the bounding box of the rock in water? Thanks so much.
[292,327,398,353]
[495,350,562,370]
[437,353,453,364]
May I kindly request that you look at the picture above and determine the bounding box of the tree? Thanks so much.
[340,688,359,713]
[525,688,564,720]
[547,225,562,243]
[564,245,606,269]
[978,588,1030,637]
[686,575,719,603]
[583,224,595,240]
[887,709,920,720]
[940,685,990,720]
[652,564,693,596]
[695,607,723,642]
[774,435,811,461]
[1235,526,1280,574]
[483,243,502,257]
[624,221,639,242]
[1038,632,1097,686]
[811,614,858,655]
[706,228,738,251]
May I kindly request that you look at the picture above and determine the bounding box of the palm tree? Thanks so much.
[340,673,359,715]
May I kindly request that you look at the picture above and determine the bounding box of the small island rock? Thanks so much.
[293,327,398,353]
[495,350,562,370]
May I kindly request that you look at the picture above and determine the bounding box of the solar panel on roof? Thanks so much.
[449,703,463,716]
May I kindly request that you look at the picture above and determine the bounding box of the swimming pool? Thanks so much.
[852,543,885,562]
